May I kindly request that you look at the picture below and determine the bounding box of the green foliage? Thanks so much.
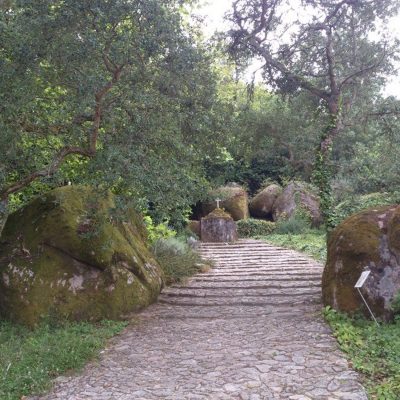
[0,0,228,221]
[391,292,400,315]
[263,231,327,262]
[324,307,400,399]
[144,216,176,244]
[152,237,209,285]
[312,148,335,230]
[333,192,400,226]
[275,206,313,235]
[236,218,276,238]
[0,320,127,400]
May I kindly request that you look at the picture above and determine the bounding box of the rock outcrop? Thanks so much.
[249,184,282,219]
[322,205,400,320]
[201,209,238,243]
[273,182,322,227]
[0,186,163,327]
[202,185,249,221]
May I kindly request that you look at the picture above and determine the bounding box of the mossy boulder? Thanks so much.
[322,205,400,321]
[273,182,322,227]
[249,184,282,219]
[202,185,249,221]
[201,209,238,243]
[0,186,163,327]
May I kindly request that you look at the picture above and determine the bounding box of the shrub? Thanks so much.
[144,215,176,244]
[333,191,400,226]
[152,237,209,285]
[324,306,400,399]
[236,218,276,238]
[391,291,400,315]
[275,206,312,234]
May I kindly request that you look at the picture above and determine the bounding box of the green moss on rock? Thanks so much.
[322,205,400,320]
[203,208,232,220]
[201,185,249,221]
[0,186,163,327]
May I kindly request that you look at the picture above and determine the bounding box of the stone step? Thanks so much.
[191,276,321,283]
[158,296,320,307]
[205,261,315,266]
[172,281,321,289]
[206,270,322,277]
[197,241,272,246]
[199,249,297,254]
[203,258,311,263]
[139,304,320,320]
[201,255,312,261]
[198,245,297,250]
[161,288,320,298]
[198,247,303,252]
[210,265,322,271]
[171,279,321,290]
[198,272,322,279]
[205,265,322,271]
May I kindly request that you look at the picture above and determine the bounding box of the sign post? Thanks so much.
[354,270,379,326]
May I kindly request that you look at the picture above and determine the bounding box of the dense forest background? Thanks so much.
[1,0,400,229]
[1,3,400,398]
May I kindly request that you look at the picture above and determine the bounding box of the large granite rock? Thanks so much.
[0,186,163,327]
[273,182,322,226]
[249,184,282,219]
[322,205,400,321]
[201,209,238,243]
[202,185,249,221]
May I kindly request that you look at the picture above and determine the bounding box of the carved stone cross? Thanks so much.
[215,198,221,208]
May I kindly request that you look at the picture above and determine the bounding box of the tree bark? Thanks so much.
[0,198,8,236]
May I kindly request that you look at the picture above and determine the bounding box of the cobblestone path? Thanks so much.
[34,239,367,400]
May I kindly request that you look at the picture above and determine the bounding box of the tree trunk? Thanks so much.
[0,197,8,236]
[313,99,341,229]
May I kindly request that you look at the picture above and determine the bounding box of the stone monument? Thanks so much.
[201,200,238,243]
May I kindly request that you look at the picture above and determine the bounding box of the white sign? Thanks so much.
[355,270,371,288]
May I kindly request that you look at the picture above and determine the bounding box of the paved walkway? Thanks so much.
[33,240,367,400]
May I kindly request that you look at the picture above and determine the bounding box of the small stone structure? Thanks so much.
[201,208,238,243]
[322,205,400,321]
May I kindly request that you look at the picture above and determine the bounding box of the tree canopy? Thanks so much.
[227,0,399,224]
[0,0,399,228]
[0,0,229,221]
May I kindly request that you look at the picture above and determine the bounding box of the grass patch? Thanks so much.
[153,237,211,285]
[258,230,327,262]
[0,319,127,400]
[324,307,400,400]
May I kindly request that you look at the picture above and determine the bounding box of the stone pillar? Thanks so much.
[201,209,238,243]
